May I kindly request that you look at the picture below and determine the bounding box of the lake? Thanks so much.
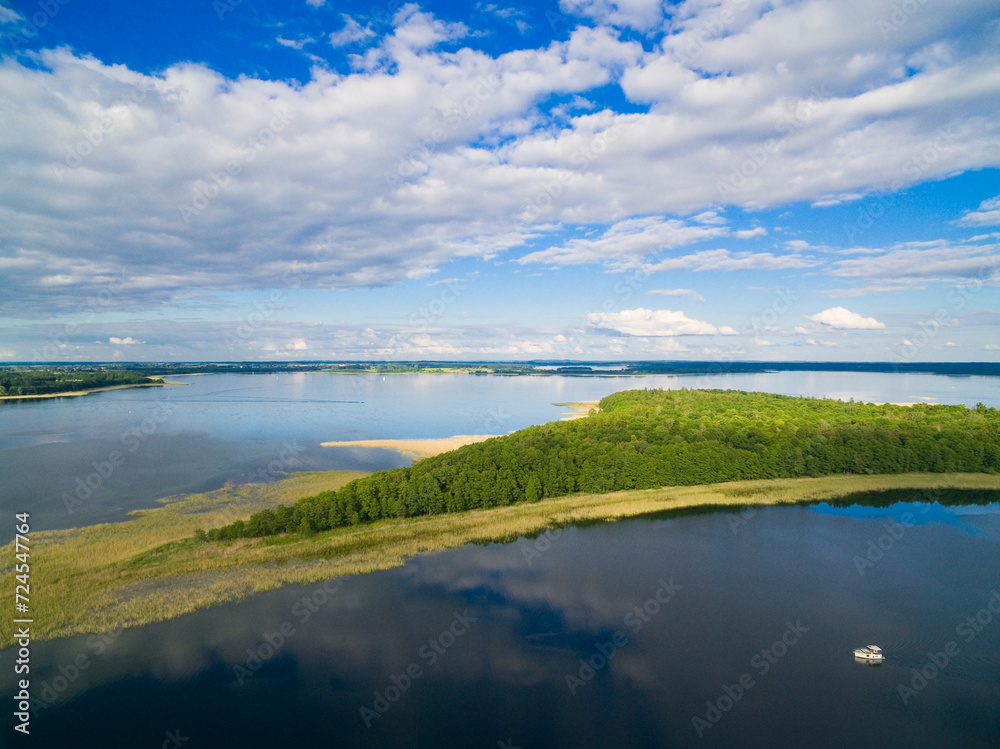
[2,370,999,747]
[1,495,999,748]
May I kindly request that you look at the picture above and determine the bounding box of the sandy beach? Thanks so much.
[321,434,501,459]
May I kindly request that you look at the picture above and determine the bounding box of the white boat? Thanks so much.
[853,645,884,661]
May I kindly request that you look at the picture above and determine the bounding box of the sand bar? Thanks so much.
[321,434,501,459]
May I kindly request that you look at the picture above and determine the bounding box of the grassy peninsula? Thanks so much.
[3,388,1000,648]
[210,389,1000,539]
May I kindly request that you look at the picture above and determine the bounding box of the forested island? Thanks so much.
[207,389,1000,540]
[0,368,153,397]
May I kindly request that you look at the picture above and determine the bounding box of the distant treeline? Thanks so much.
[5,360,999,378]
[614,361,1000,377]
[205,389,1000,540]
[0,369,150,396]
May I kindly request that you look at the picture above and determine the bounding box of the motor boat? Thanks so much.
[853,645,884,662]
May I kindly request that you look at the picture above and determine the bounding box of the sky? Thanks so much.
[0,0,998,363]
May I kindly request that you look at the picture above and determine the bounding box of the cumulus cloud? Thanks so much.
[957,196,1000,227]
[586,308,736,337]
[1,0,999,323]
[805,307,886,330]
[559,0,666,30]
[109,337,142,345]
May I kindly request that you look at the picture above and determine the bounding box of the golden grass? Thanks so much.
[2,471,999,648]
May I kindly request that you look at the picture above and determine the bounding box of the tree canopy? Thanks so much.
[205,388,1000,540]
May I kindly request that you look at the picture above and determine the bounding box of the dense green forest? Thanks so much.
[205,389,1000,540]
[0,369,151,396]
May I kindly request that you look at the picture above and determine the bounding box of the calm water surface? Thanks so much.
[1,497,998,748]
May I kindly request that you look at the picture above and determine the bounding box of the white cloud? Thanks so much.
[2,1,1000,323]
[329,15,376,47]
[559,0,666,30]
[109,336,142,345]
[277,36,314,50]
[586,308,734,337]
[517,217,728,266]
[957,195,1000,227]
[831,242,1000,281]
[805,307,886,330]
[647,288,706,303]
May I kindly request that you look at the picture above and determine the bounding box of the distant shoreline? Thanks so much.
[0,380,186,401]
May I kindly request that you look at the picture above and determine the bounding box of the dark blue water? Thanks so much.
[2,370,999,539]
[2,498,998,748]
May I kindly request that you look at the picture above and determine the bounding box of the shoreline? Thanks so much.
[0,380,186,401]
[2,470,999,648]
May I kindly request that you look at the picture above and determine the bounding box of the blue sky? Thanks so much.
[0,0,998,362]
